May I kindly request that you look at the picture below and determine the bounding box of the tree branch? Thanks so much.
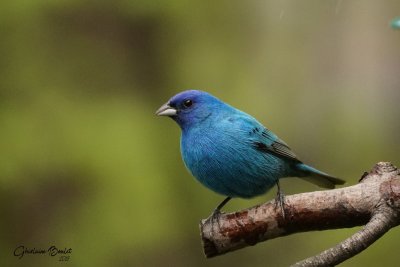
[199,162,400,266]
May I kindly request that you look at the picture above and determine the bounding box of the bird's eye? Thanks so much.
[183,99,193,108]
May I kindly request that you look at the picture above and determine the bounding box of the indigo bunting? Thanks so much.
[156,90,344,217]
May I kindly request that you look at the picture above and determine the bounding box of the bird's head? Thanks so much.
[156,90,224,130]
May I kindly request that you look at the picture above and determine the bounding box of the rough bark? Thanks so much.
[199,162,400,266]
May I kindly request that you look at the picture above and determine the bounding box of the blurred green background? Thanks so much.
[1,1,399,266]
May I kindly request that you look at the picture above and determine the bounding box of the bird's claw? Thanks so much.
[206,196,231,229]
[207,208,222,225]
[275,190,286,219]
[206,208,223,234]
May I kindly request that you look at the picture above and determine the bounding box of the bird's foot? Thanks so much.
[275,189,286,219]
[206,208,224,235]
[205,197,231,233]
[207,208,222,226]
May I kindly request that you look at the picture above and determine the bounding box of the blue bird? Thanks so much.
[156,90,344,218]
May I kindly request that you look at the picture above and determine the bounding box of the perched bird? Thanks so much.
[156,90,344,218]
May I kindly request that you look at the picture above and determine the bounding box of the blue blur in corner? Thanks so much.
[391,17,400,30]
[156,90,344,200]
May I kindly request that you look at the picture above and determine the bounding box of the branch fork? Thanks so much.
[199,162,400,266]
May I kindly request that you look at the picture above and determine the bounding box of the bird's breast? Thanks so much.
[180,129,280,198]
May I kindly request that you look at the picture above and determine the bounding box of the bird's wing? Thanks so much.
[255,129,300,162]
[232,113,301,162]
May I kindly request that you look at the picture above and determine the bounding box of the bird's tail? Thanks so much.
[296,163,345,189]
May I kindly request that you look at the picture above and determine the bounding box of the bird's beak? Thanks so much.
[155,102,177,116]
